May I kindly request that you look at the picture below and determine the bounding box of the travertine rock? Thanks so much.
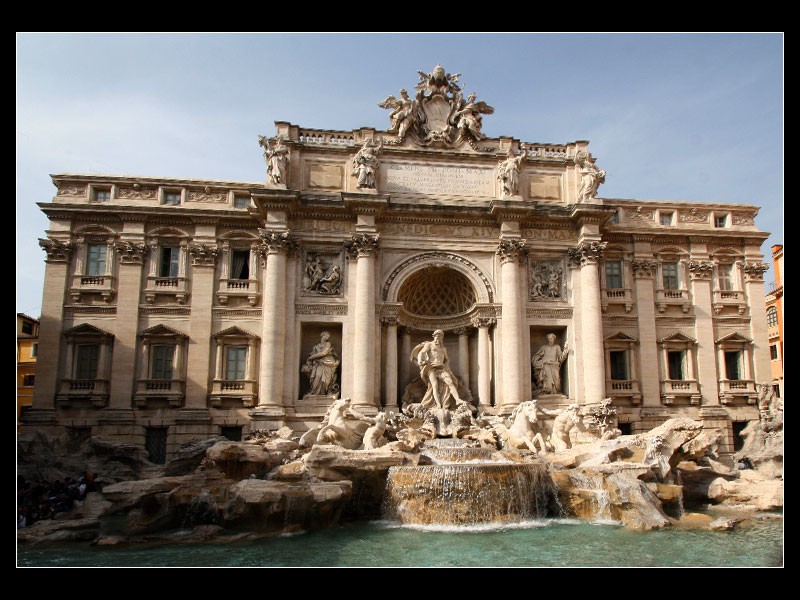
[205,441,290,479]
[707,471,783,511]
[162,436,227,476]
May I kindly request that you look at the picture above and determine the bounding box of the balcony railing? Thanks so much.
[217,278,260,306]
[70,274,115,303]
[134,379,185,407]
[57,379,109,407]
[656,288,691,313]
[660,379,701,405]
[209,379,257,407]
[712,290,747,315]
[719,379,758,404]
[605,380,641,404]
[601,288,633,313]
[144,276,189,304]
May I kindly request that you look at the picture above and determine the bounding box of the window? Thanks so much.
[31,343,38,358]
[659,211,674,226]
[714,214,728,228]
[770,345,778,360]
[767,307,778,327]
[86,243,107,276]
[234,195,250,209]
[230,250,250,280]
[773,385,781,398]
[221,426,243,441]
[717,264,733,291]
[145,427,168,464]
[22,374,35,386]
[724,351,741,380]
[159,246,180,278]
[667,350,685,380]
[226,347,247,380]
[605,260,623,289]
[609,350,629,380]
[608,209,620,225]
[22,321,33,335]
[76,344,99,380]
[618,422,633,436]
[163,191,181,205]
[93,188,111,203]
[662,262,679,290]
[151,345,175,380]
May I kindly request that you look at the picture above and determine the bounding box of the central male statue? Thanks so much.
[411,329,463,410]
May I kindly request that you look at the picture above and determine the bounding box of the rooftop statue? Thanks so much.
[258,135,289,185]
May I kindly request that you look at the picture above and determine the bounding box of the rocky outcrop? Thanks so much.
[707,471,783,511]
[162,436,227,476]
[204,440,299,480]
[17,517,102,545]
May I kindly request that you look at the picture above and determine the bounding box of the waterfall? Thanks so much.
[566,470,613,522]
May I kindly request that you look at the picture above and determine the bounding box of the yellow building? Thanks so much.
[765,244,783,399]
[17,313,39,429]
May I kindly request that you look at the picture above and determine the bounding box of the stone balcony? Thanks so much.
[712,290,747,315]
[656,288,691,313]
[216,278,260,306]
[719,379,758,405]
[134,379,185,408]
[660,379,701,405]
[144,276,189,304]
[605,379,641,404]
[601,288,633,313]
[56,379,109,407]
[69,274,115,303]
[209,379,257,408]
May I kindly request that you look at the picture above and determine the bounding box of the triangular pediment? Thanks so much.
[658,331,697,344]
[213,326,259,340]
[715,331,752,344]
[604,331,638,342]
[63,323,113,338]
[139,324,187,338]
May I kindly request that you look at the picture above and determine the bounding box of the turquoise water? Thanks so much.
[18,518,783,567]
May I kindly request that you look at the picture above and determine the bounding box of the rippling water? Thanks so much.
[17,517,783,567]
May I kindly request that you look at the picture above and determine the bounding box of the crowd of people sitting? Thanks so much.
[17,473,97,528]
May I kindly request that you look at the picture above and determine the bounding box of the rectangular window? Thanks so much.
[159,246,180,278]
[608,210,620,225]
[667,351,685,380]
[609,350,629,380]
[231,250,250,280]
[145,427,168,464]
[770,345,778,360]
[605,260,623,289]
[76,344,99,380]
[714,214,728,228]
[22,374,35,386]
[93,188,111,203]
[21,321,33,335]
[151,345,175,380]
[725,351,741,380]
[233,195,250,209]
[659,211,674,226]
[31,343,38,358]
[226,347,247,380]
[773,385,780,398]
[717,264,733,291]
[221,426,243,441]
[163,191,181,205]
[86,243,107,276]
[662,262,679,290]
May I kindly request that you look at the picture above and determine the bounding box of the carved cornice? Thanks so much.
[344,233,380,258]
[740,261,769,282]
[257,230,298,256]
[631,260,659,279]
[188,243,219,266]
[115,241,148,264]
[341,192,389,215]
[568,241,607,266]
[470,316,496,329]
[687,260,714,280]
[38,238,74,262]
[496,238,527,264]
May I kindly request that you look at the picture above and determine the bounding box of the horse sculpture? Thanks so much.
[494,400,548,455]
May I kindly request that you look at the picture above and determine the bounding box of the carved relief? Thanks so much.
[568,241,607,266]
[115,241,148,264]
[740,261,769,282]
[117,184,157,200]
[496,239,526,264]
[345,233,380,258]
[302,252,343,295]
[188,243,219,266]
[687,260,714,279]
[732,213,757,226]
[631,260,659,279]
[680,208,709,224]
[188,187,227,203]
[470,316,496,329]
[529,260,565,300]
[56,183,86,197]
[625,207,655,221]
[38,238,74,262]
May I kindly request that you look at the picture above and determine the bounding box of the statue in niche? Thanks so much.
[539,404,585,451]
[532,334,569,395]
[453,92,494,142]
[575,150,606,201]
[258,135,289,185]
[530,263,563,300]
[412,329,463,410]
[302,254,342,295]
[352,139,383,189]
[497,145,526,197]
[301,332,341,397]
[378,88,419,142]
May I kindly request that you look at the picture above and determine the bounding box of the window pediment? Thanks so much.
[658,331,697,344]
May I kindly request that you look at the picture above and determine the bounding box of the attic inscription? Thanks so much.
[384,164,494,197]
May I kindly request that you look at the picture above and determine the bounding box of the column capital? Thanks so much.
[380,315,399,327]
[116,241,149,265]
[740,261,769,282]
[188,243,219,267]
[471,316,496,329]
[452,327,471,336]
[631,259,658,279]
[345,233,380,258]
[687,260,714,280]
[257,229,298,256]
[568,241,607,266]
[38,238,74,263]
[496,238,526,264]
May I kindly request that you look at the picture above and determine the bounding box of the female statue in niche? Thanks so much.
[302,332,341,397]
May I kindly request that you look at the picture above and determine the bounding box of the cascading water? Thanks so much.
[566,470,613,521]
[383,439,559,525]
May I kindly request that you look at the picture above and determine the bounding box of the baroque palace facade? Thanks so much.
[24,67,771,462]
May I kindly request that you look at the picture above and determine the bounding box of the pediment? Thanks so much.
[715,331,752,344]
[604,331,638,342]
[139,324,187,338]
[63,323,113,338]
[658,331,697,344]
[213,326,259,340]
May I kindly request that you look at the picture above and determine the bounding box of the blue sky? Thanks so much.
[16,33,783,316]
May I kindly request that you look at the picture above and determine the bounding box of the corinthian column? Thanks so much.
[471,316,496,409]
[255,230,296,416]
[382,316,398,413]
[497,238,526,409]
[569,241,607,405]
[347,233,380,413]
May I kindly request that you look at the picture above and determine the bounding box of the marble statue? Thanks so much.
[258,135,289,185]
[411,330,463,410]
[361,411,389,450]
[532,334,569,395]
[575,150,606,201]
[300,397,367,449]
[318,265,341,294]
[301,332,340,397]
[352,139,383,189]
[303,254,342,295]
[497,146,526,197]
[378,88,418,141]
[454,92,494,142]
[540,404,585,451]
[496,400,548,455]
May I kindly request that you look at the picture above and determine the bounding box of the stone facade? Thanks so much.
[23,67,771,461]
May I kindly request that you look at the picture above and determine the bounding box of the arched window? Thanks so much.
[767,307,778,327]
